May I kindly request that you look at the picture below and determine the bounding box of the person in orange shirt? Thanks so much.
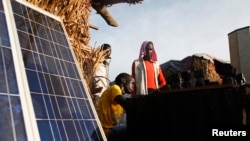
[132,41,166,96]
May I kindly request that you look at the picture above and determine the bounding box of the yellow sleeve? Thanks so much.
[110,85,122,103]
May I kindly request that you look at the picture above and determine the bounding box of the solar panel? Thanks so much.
[0,0,105,140]
[0,1,27,141]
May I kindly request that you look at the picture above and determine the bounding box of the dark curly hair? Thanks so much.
[115,73,131,85]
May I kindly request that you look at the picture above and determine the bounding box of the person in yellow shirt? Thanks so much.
[96,72,135,141]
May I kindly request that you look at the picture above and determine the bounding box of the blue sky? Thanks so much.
[89,0,250,81]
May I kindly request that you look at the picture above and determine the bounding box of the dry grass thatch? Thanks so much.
[83,47,112,94]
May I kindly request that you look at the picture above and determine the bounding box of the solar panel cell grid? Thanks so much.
[0,1,28,140]
[0,95,15,141]
[0,0,105,140]
[0,47,7,93]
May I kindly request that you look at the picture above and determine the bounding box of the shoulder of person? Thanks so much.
[111,84,121,90]
[133,59,139,62]
[133,59,142,67]
[133,59,144,63]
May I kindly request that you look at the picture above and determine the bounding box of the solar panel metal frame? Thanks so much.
[2,0,106,140]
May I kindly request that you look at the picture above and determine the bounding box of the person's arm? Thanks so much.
[131,61,135,79]
[158,68,167,88]
[131,61,136,96]
[114,95,128,111]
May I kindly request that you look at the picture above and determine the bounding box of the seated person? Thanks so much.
[96,72,135,141]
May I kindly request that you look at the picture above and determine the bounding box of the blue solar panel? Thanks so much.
[0,1,27,141]
[0,0,105,140]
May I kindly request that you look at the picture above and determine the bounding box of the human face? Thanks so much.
[105,49,111,59]
[124,76,135,94]
[145,43,153,59]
